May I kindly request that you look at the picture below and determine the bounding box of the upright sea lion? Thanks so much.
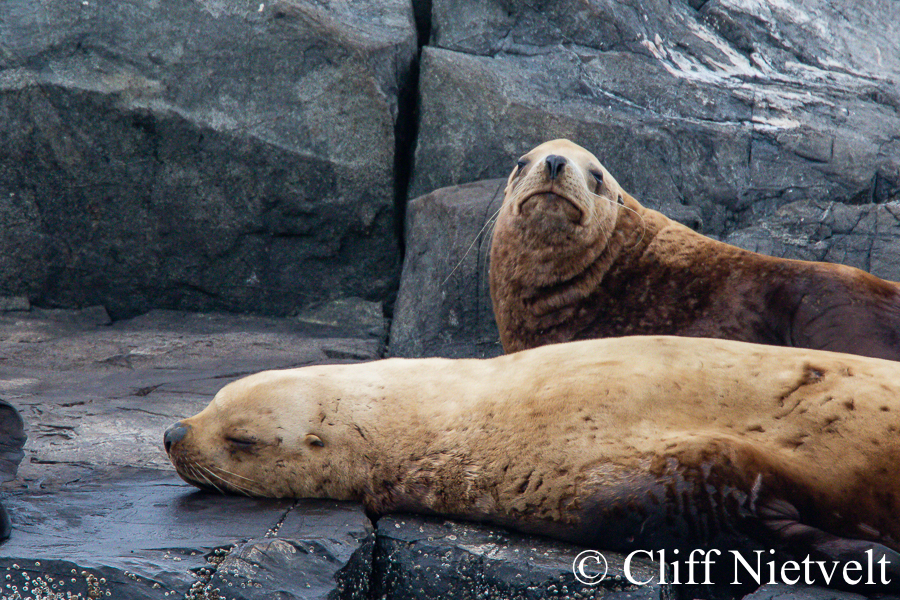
[165,336,900,587]
[489,139,900,358]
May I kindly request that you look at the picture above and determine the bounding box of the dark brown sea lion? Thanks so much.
[165,336,900,588]
[489,139,900,358]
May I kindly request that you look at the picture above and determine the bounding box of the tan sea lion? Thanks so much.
[489,139,900,359]
[165,336,900,586]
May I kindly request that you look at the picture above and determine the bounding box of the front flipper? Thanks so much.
[756,497,900,591]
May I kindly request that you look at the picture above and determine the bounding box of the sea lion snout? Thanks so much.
[545,154,567,180]
[164,422,190,454]
[520,192,583,226]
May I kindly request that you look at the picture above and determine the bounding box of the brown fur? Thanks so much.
[490,139,900,359]
[166,336,900,569]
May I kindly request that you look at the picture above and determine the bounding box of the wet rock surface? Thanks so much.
[741,584,868,600]
[0,469,375,600]
[0,306,384,599]
[0,306,384,487]
[208,505,375,600]
[373,514,664,600]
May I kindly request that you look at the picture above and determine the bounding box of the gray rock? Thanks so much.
[297,297,389,350]
[0,470,373,600]
[390,179,505,358]
[725,200,900,282]
[0,306,384,487]
[742,584,868,600]
[0,400,25,542]
[0,297,29,313]
[412,0,900,238]
[209,501,374,600]
[0,0,417,318]
[0,307,383,599]
[373,514,666,600]
[0,403,25,487]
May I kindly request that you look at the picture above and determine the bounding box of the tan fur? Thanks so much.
[490,139,900,360]
[167,336,900,554]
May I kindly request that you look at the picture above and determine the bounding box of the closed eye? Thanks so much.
[516,159,528,172]
[226,436,258,450]
[589,169,603,184]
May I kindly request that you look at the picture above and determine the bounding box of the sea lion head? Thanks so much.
[164,369,363,500]
[495,139,624,284]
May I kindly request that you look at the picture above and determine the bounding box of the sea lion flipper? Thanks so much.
[756,496,900,588]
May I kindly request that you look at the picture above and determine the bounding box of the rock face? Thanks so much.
[373,514,665,600]
[2,0,898,324]
[411,0,900,237]
[725,200,900,282]
[0,0,417,318]
[389,179,505,358]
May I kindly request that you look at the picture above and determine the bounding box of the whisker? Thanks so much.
[185,464,202,482]
[442,204,504,287]
[194,466,225,495]
[208,466,263,495]
[208,464,260,485]
[202,465,254,497]
[588,190,647,249]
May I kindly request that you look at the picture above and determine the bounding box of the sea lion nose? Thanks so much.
[164,422,189,454]
[545,155,567,180]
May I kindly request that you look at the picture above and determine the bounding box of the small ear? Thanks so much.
[305,433,324,448]
[617,194,624,205]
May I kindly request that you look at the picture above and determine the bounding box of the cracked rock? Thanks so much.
[372,514,666,600]
[724,200,900,281]
[0,470,373,600]
[208,500,374,600]
[412,0,900,239]
[0,0,417,318]
[390,180,506,358]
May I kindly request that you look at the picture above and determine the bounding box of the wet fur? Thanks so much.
[490,139,900,359]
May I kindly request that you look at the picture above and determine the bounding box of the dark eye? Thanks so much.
[516,159,528,171]
[226,436,257,450]
[590,170,603,184]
